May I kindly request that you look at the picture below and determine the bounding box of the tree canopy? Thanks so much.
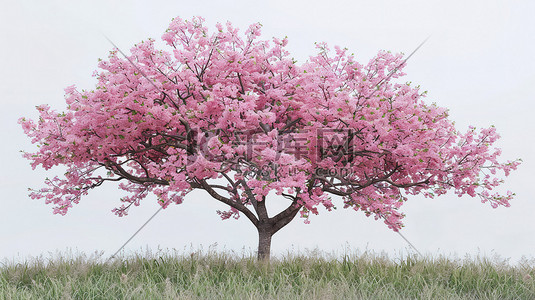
[20,16,520,259]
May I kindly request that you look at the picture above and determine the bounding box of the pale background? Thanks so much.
[1,0,534,263]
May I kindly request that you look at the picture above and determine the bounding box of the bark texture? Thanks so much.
[255,199,301,260]
[257,224,273,261]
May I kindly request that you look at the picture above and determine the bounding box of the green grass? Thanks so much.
[1,250,534,299]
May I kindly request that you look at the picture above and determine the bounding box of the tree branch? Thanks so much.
[106,161,169,185]
[199,179,258,226]
[270,200,302,234]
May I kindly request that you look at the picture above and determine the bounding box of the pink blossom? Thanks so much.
[20,16,520,236]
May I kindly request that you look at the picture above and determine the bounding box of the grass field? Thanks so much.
[1,250,534,299]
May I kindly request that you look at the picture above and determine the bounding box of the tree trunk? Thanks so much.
[257,224,273,261]
[253,196,302,261]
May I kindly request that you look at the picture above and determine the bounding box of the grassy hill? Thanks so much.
[1,251,534,299]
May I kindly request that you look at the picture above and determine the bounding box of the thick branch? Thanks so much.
[256,196,269,222]
[270,201,302,234]
[199,179,258,226]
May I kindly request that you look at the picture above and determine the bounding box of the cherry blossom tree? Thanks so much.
[20,17,520,260]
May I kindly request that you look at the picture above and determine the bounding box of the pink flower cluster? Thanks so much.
[20,16,520,230]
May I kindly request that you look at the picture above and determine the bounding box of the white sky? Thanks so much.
[1,0,534,263]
